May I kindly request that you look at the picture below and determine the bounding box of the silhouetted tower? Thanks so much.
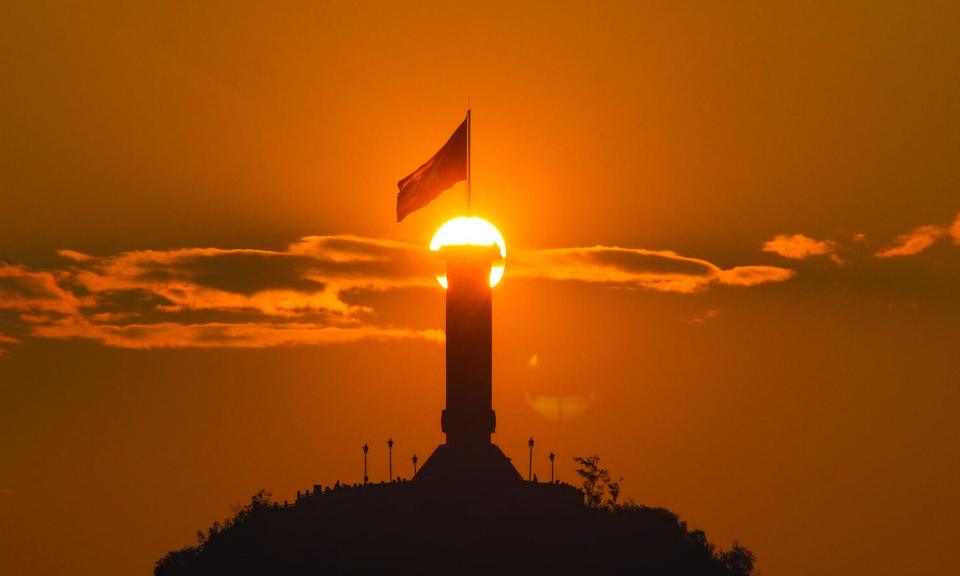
[415,244,522,482]
[441,245,498,445]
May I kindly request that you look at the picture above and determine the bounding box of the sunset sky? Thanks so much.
[2,2,958,575]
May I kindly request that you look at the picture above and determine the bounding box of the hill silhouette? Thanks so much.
[156,458,756,576]
[156,253,757,576]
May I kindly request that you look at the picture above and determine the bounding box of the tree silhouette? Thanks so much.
[722,539,757,575]
[156,490,275,576]
[573,455,620,508]
[572,455,757,576]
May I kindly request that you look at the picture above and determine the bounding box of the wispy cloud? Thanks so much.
[0,263,88,314]
[5,237,445,351]
[687,310,721,323]
[1,236,796,351]
[59,236,440,318]
[875,225,948,258]
[510,247,795,293]
[30,321,444,350]
[762,234,838,260]
[763,211,960,263]
[0,331,19,355]
[718,266,798,286]
[872,210,960,257]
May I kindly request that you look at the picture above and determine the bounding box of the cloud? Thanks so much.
[17,314,54,324]
[510,247,795,293]
[0,263,86,314]
[89,312,138,323]
[57,250,93,262]
[63,236,440,318]
[30,320,444,349]
[0,330,19,355]
[687,310,721,323]
[6,236,795,351]
[875,225,947,257]
[873,210,960,257]
[6,237,446,351]
[762,234,838,260]
[718,266,798,286]
[762,212,960,263]
[0,488,16,498]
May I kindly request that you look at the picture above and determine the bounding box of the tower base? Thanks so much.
[414,443,523,482]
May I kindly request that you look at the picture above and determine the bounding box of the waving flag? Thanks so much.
[396,116,469,222]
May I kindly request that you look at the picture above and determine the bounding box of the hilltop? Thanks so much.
[155,481,756,576]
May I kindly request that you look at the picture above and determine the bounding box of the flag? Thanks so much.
[396,117,468,222]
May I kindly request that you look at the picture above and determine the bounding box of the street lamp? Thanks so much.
[363,443,369,484]
[387,438,394,482]
[412,454,418,477]
[528,437,535,481]
[549,452,555,483]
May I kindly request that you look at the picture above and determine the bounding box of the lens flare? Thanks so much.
[430,217,506,287]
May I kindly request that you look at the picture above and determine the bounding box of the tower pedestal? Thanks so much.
[415,443,522,482]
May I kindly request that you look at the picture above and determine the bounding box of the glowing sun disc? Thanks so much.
[430,217,506,287]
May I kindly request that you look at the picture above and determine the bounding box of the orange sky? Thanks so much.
[1,2,958,575]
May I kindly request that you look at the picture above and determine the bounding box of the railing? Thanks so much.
[292,478,582,506]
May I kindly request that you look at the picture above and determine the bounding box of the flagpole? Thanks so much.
[466,109,471,218]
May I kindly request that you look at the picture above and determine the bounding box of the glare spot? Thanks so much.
[525,393,597,421]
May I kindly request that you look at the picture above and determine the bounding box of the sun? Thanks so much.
[430,217,506,287]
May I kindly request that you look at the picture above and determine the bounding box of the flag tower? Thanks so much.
[414,239,522,482]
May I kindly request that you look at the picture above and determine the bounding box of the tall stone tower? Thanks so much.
[415,244,522,482]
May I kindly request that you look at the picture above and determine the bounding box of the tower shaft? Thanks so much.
[441,245,498,446]
[415,243,522,482]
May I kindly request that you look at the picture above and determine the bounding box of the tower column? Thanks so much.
[415,243,522,482]
[440,244,499,447]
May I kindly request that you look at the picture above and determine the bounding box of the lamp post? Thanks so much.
[412,454,418,477]
[387,438,394,482]
[363,443,369,484]
[549,452,555,483]
[528,437,535,481]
